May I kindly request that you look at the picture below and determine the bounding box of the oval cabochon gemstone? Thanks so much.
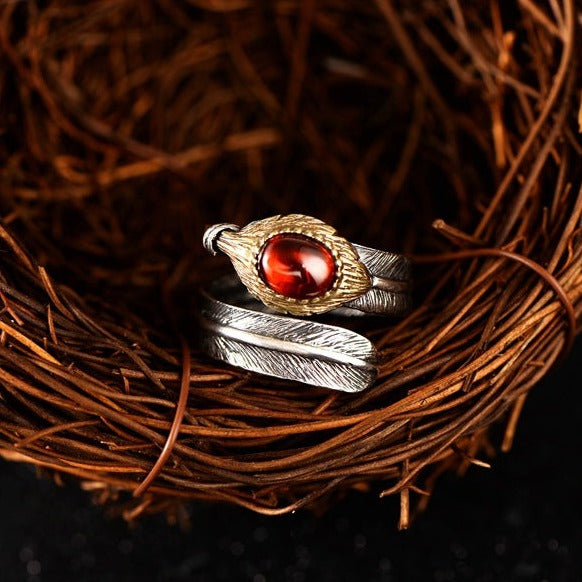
[258,233,336,299]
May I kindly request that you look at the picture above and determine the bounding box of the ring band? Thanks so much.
[199,276,377,392]
[333,243,411,317]
[203,214,411,317]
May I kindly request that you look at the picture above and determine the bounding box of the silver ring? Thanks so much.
[202,214,411,317]
[199,276,377,392]
[199,214,412,392]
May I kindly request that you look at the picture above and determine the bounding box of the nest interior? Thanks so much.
[0,1,581,526]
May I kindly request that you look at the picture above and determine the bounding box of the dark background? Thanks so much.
[0,340,580,582]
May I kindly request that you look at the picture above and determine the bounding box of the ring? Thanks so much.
[199,275,377,392]
[198,214,412,392]
[202,214,411,317]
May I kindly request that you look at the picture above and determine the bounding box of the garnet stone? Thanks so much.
[258,233,336,299]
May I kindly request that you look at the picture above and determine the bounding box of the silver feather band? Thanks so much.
[199,276,378,392]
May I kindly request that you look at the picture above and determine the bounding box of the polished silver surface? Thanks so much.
[199,277,378,392]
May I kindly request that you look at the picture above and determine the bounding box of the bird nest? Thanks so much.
[0,1,580,527]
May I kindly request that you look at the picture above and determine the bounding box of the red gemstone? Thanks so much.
[258,234,336,299]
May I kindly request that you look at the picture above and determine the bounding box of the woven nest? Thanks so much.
[0,1,581,527]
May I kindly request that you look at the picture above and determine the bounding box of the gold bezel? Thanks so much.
[216,214,371,315]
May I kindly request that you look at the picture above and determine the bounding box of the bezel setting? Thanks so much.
[214,214,371,315]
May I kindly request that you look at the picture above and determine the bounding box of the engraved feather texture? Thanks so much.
[345,288,412,316]
[203,297,376,360]
[199,287,377,392]
[202,334,376,393]
[353,244,411,281]
[215,214,371,316]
